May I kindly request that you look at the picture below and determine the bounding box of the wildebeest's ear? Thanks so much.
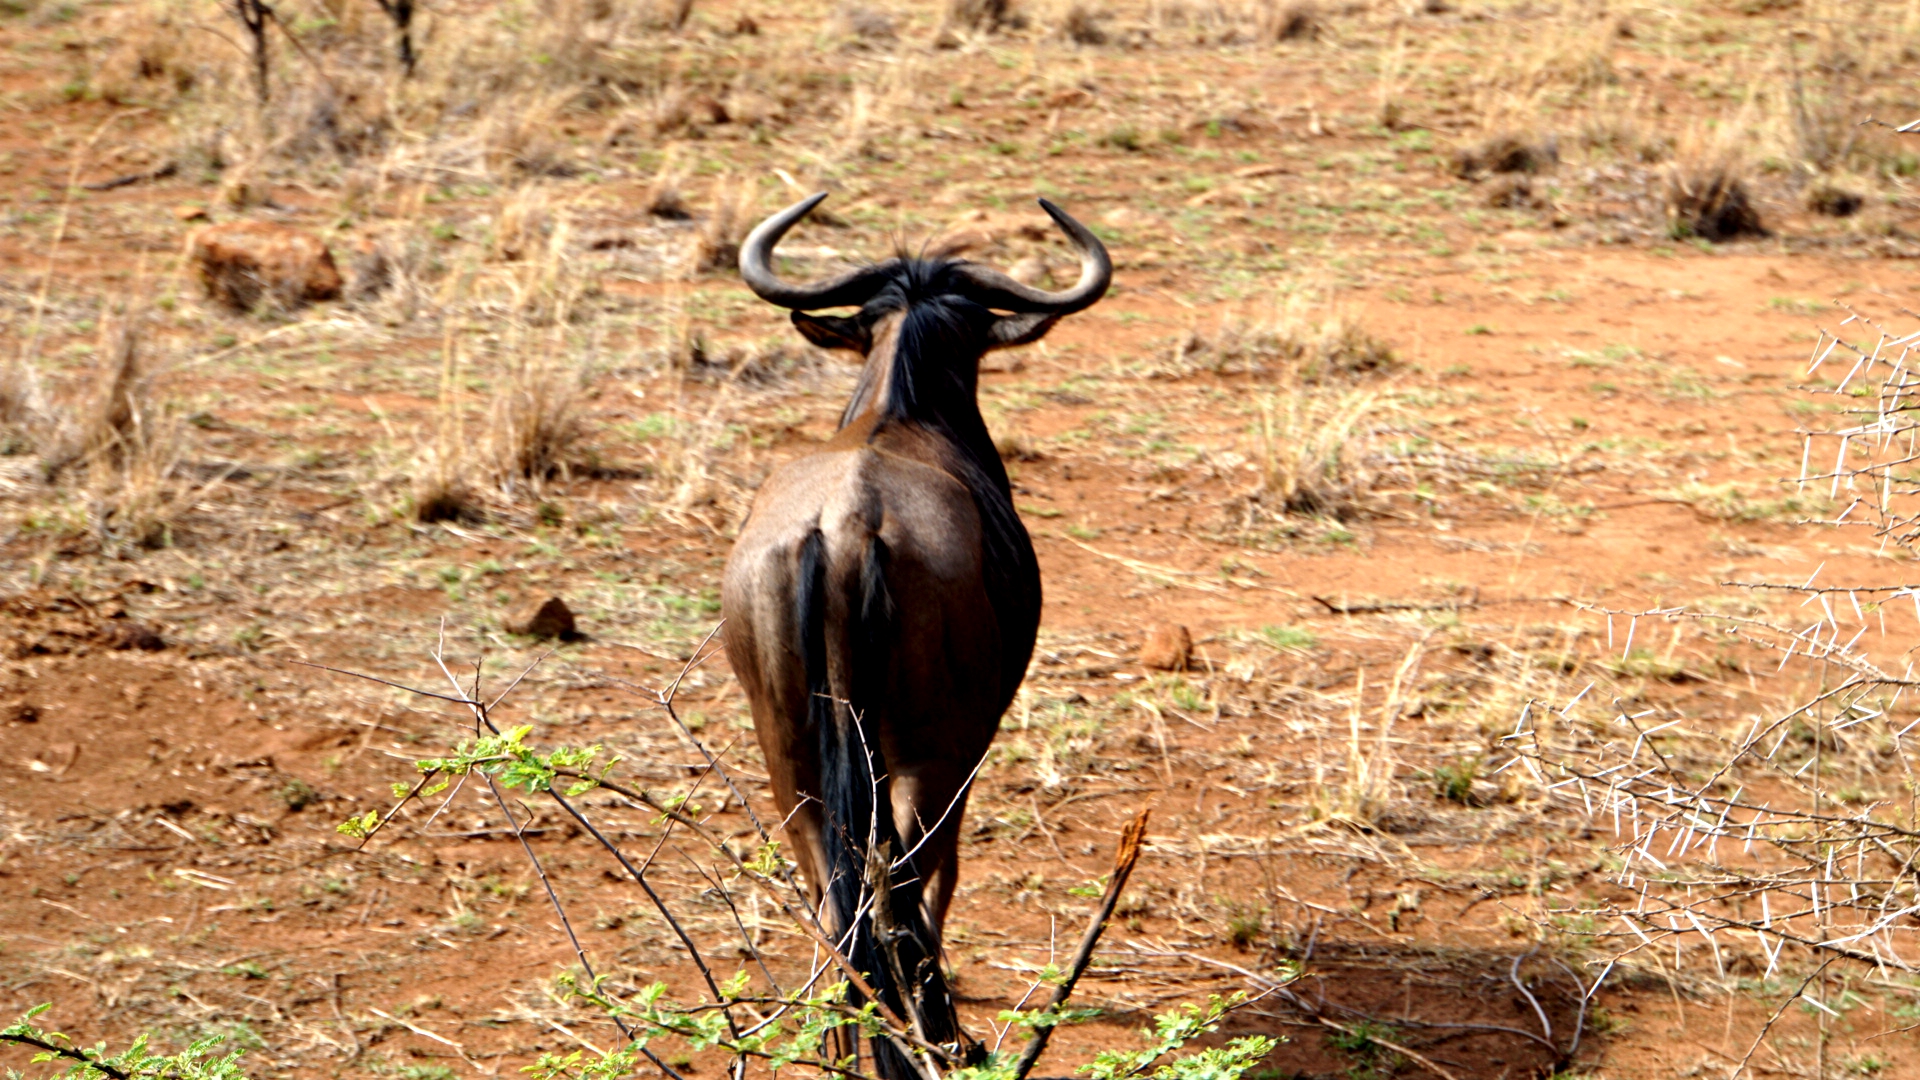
[791,312,871,353]
[986,312,1061,350]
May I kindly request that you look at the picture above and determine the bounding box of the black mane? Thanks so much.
[838,257,1009,495]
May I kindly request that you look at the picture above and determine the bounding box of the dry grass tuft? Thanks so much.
[56,315,148,474]
[836,4,899,43]
[1484,174,1549,210]
[1576,106,1671,165]
[484,358,589,498]
[683,177,756,278]
[92,5,197,106]
[1665,158,1767,241]
[44,310,193,549]
[1255,0,1322,43]
[648,0,695,32]
[642,154,693,220]
[1806,179,1863,218]
[491,186,558,263]
[0,361,48,454]
[948,0,1020,32]
[1303,647,1420,833]
[413,336,481,524]
[1171,301,1396,382]
[1237,382,1390,525]
[1452,133,1557,179]
[483,90,580,179]
[1058,1,1107,44]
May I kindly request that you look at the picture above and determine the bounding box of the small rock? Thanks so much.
[29,741,78,777]
[509,597,578,640]
[7,701,38,724]
[1140,624,1192,671]
[185,220,343,311]
[174,204,210,223]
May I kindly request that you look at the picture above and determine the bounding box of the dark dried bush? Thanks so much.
[1806,181,1863,218]
[1452,134,1558,179]
[1258,0,1322,42]
[1060,1,1106,44]
[1666,162,1768,241]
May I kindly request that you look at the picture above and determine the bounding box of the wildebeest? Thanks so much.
[722,193,1110,1078]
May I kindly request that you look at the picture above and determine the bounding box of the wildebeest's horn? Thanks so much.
[951,199,1112,315]
[738,193,891,310]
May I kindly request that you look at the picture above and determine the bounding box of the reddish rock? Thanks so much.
[186,220,343,311]
[1140,624,1192,671]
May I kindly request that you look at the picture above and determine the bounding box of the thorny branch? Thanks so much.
[301,625,1250,1080]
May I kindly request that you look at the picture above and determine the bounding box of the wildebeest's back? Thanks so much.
[721,442,1008,790]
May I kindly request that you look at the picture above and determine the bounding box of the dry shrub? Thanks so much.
[947,0,1021,31]
[1452,133,1557,179]
[55,315,149,474]
[1805,180,1864,217]
[482,90,581,179]
[1058,1,1107,44]
[1171,301,1396,381]
[840,67,912,158]
[1241,383,1387,522]
[642,154,692,219]
[0,362,48,455]
[1253,0,1320,43]
[657,385,755,531]
[630,86,731,139]
[836,3,898,42]
[92,5,198,105]
[683,177,755,277]
[484,358,588,498]
[414,340,480,523]
[47,312,192,549]
[673,333,813,384]
[1251,384,1390,518]
[346,225,436,325]
[1303,646,1420,832]
[270,71,391,163]
[1576,105,1671,164]
[491,185,557,263]
[1482,13,1617,99]
[1665,157,1768,241]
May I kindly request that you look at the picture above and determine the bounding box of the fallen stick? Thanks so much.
[81,161,177,191]
[1011,807,1150,1080]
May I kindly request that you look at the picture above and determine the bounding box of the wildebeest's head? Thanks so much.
[737,193,1111,360]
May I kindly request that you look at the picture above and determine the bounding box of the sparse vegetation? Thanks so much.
[5,3,1919,1077]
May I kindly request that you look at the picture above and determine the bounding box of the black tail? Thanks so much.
[798,529,964,1079]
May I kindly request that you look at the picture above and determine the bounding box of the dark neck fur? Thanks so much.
[838,260,1012,498]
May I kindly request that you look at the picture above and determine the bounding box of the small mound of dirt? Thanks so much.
[0,591,166,658]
